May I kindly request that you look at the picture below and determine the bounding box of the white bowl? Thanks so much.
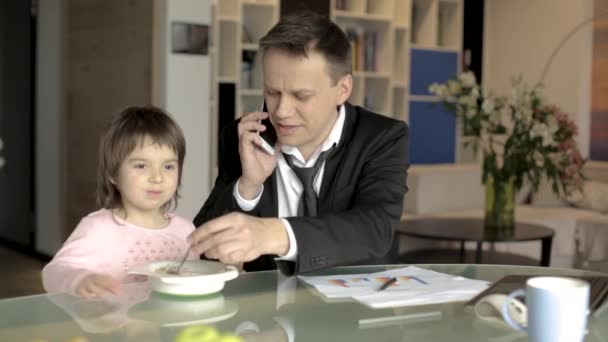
[130,260,239,296]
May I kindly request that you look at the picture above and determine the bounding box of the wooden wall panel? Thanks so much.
[64,0,153,236]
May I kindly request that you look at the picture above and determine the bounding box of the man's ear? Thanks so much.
[109,176,116,185]
[336,74,353,106]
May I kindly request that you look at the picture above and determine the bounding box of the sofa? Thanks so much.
[400,161,608,269]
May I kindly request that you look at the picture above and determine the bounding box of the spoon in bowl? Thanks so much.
[166,245,192,275]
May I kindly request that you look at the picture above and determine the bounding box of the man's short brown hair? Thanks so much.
[259,11,352,84]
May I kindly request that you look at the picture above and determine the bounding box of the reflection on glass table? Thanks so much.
[0,264,606,342]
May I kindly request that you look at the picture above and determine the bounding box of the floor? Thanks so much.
[0,245,46,299]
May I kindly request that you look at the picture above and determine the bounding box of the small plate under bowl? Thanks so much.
[129,260,239,296]
[129,292,239,327]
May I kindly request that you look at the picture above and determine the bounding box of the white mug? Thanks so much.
[502,277,590,342]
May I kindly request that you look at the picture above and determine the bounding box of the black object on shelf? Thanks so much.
[280,0,330,17]
[463,0,484,81]
[218,83,236,161]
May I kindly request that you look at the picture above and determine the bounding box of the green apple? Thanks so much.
[216,334,243,342]
[174,326,219,342]
[65,337,89,342]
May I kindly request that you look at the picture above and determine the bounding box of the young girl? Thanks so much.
[42,106,196,298]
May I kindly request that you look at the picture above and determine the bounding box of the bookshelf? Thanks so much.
[331,0,408,119]
[210,0,466,178]
[330,0,467,164]
[211,0,279,109]
[209,0,280,181]
[407,0,464,164]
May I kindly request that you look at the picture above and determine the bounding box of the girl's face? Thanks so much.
[114,136,179,218]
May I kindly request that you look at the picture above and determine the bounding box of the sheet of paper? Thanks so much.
[298,271,381,298]
[298,266,489,308]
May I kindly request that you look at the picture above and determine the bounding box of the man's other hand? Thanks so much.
[189,212,289,264]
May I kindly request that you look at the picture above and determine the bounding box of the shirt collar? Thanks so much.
[281,105,346,166]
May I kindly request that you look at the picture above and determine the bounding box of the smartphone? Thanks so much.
[258,101,277,155]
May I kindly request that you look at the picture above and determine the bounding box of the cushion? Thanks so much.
[530,178,570,208]
[567,181,608,214]
[403,163,485,214]
[583,161,608,183]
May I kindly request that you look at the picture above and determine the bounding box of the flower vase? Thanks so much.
[484,175,515,237]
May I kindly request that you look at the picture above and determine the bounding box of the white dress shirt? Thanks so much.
[233,105,346,261]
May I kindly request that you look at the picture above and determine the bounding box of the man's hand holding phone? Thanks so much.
[257,116,277,156]
[236,110,281,200]
[257,101,277,156]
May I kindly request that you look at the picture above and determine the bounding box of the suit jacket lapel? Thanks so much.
[259,170,279,217]
[318,103,357,211]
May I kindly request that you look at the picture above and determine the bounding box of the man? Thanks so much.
[191,11,409,274]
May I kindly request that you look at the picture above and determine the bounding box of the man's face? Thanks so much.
[262,48,352,157]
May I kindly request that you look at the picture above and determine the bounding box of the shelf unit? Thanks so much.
[329,0,463,124]
[211,0,278,110]
[407,0,465,164]
[330,0,411,121]
[209,0,467,177]
[209,0,280,181]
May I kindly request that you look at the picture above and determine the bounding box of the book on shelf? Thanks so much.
[241,50,257,89]
[345,28,360,71]
[364,31,377,72]
[411,3,419,44]
[345,28,378,72]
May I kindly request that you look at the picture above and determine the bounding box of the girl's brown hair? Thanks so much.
[96,106,186,212]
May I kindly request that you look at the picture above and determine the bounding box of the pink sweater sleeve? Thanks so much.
[42,216,108,295]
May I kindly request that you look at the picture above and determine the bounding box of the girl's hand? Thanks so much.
[75,274,121,299]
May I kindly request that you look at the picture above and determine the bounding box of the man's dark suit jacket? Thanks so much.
[193,103,409,274]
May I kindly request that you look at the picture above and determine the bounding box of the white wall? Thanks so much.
[483,0,594,157]
[36,0,64,255]
[153,0,212,219]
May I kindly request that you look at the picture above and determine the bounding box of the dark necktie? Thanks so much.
[284,146,335,216]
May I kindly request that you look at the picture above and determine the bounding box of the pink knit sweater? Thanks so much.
[42,209,196,295]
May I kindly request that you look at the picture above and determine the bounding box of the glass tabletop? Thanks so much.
[1,264,606,342]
